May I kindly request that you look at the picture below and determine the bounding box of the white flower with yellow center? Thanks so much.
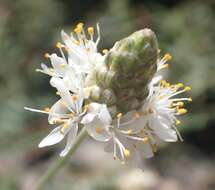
[25,77,112,157]
[37,23,103,77]
[25,77,85,156]
[140,79,192,142]
[83,110,154,166]
[36,22,105,97]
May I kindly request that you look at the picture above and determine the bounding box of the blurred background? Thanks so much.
[0,0,215,189]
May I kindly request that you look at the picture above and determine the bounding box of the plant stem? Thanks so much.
[35,128,88,190]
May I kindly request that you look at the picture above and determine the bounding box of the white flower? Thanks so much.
[61,23,104,74]
[140,79,192,143]
[25,77,86,157]
[25,77,113,156]
[81,102,112,142]
[83,110,154,166]
[36,23,105,98]
[37,23,103,77]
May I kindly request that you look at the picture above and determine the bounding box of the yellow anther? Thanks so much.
[160,80,167,85]
[176,83,184,88]
[158,49,161,53]
[53,119,64,124]
[127,129,133,135]
[188,97,192,102]
[134,112,140,118]
[74,22,84,34]
[143,137,149,144]
[148,108,154,114]
[166,83,170,87]
[77,22,84,28]
[117,113,123,119]
[44,53,50,59]
[152,144,158,153]
[175,119,181,125]
[87,27,94,35]
[70,113,75,117]
[72,95,78,101]
[177,102,184,107]
[84,104,89,112]
[163,63,169,68]
[60,63,66,68]
[177,108,187,114]
[60,123,69,134]
[95,127,103,134]
[184,86,192,91]
[102,49,109,55]
[164,53,172,61]
[159,95,165,100]
[74,27,82,34]
[56,42,62,48]
[124,149,130,157]
[74,40,80,45]
[44,107,50,112]
[64,46,70,52]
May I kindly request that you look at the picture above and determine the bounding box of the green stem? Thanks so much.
[35,128,88,190]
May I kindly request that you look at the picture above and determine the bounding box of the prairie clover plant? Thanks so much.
[25,22,192,169]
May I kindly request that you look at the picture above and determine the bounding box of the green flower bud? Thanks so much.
[94,29,159,112]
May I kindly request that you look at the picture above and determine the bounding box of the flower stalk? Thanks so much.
[35,128,87,190]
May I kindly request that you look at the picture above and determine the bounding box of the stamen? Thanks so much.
[56,42,62,49]
[117,113,122,119]
[43,107,50,112]
[162,63,169,68]
[177,108,187,114]
[44,53,50,59]
[77,22,84,28]
[95,127,103,134]
[175,119,181,125]
[87,27,94,35]
[56,91,60,95]
[188,97,192,102]
[164,53,172,61]
[127,129,133,135]
[143,137,149,144]
[102,49,109,55]
[60,123,69,134]
[176,83,184,88]
[148,108,155,114]
[124,149,130,158]
[134,112,140,118]
[184,86,192,91]
[72,95,78,102]
[60,63,66,68]
[74,22,84,34]
[84,104,89,112]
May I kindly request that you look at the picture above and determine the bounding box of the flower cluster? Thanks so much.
[25,23,191,168]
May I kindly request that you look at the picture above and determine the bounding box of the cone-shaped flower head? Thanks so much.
[94,29,158,112]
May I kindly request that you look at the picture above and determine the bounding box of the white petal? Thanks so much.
[150,119,178,142]
[50,77,75,110]
[50,54,67,76]
[99,104,112,125]
[81,113,96,124]
[85,117,111,142]
[60,123,78,157]
[48,99,68,124]
[38,126,64,148]
[87,102,101,113]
